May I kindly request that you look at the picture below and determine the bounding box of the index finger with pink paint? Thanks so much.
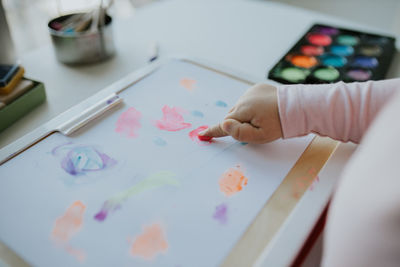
[198,123,228,139]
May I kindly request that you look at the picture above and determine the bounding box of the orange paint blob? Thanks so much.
[130,223,168,260]
[51,201,87,262]
[65,245,86,263]
[290,55,318,68]
[52,201,86,243]
[180,78,196,91]
[219,167,248,197]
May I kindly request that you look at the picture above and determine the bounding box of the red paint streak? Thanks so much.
[198,135,213,141]
[155,105,191,131]
[115,107,142,138]
[189,125,212,144]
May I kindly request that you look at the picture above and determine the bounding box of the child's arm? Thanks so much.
[279,78,400,143]
[200,78,400,144]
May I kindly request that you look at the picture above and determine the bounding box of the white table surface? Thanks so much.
[1,0,399,266]
[2,0,399,150]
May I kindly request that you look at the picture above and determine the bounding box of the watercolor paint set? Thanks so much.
[268,24,396,84]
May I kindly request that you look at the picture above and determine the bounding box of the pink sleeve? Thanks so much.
[277,78,400,143]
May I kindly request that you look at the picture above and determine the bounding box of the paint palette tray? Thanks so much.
[268,24,396,84]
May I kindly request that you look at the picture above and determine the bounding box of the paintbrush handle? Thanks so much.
[90,8,100,32]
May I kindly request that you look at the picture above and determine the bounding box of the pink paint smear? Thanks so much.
[155,105,191,131]
[189,125,212,145]
[292,167,320,199]
[115,107,142,138]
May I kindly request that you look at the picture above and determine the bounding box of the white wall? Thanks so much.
[269,0,400,36]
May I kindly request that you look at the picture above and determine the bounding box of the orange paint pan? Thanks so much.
[287,54,318,68]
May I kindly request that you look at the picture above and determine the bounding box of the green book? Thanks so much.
[0,78,46,132]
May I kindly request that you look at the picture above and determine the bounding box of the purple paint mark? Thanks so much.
[106,96,119,105]
[53,143,116,176]
[213,203,228,224]
[94,201,121,221]
[51,142,73,155]
[94,210,107,221]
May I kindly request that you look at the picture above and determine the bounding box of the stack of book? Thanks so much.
[0,64,46,132]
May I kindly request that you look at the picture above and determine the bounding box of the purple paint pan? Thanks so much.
[346,69,372,81]
[314,26,339,35]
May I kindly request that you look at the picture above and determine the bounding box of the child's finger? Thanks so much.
[222,119,263,142]
[198,123,228,138]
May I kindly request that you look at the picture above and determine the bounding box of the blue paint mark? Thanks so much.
[63,28,75,36]
[153,137,167,146]
[191,110,204,117]
[215,100,228,107]
[240,142,248,146]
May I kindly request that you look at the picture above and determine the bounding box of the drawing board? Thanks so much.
[0,59,314,267]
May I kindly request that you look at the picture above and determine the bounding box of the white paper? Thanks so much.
[0,60,313,267]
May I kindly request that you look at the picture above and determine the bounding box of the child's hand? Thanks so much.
[199,83,283,144]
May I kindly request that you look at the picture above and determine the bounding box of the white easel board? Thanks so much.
[0,59,313,267]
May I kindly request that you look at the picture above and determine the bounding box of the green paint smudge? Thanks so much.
[94,171,179,221]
